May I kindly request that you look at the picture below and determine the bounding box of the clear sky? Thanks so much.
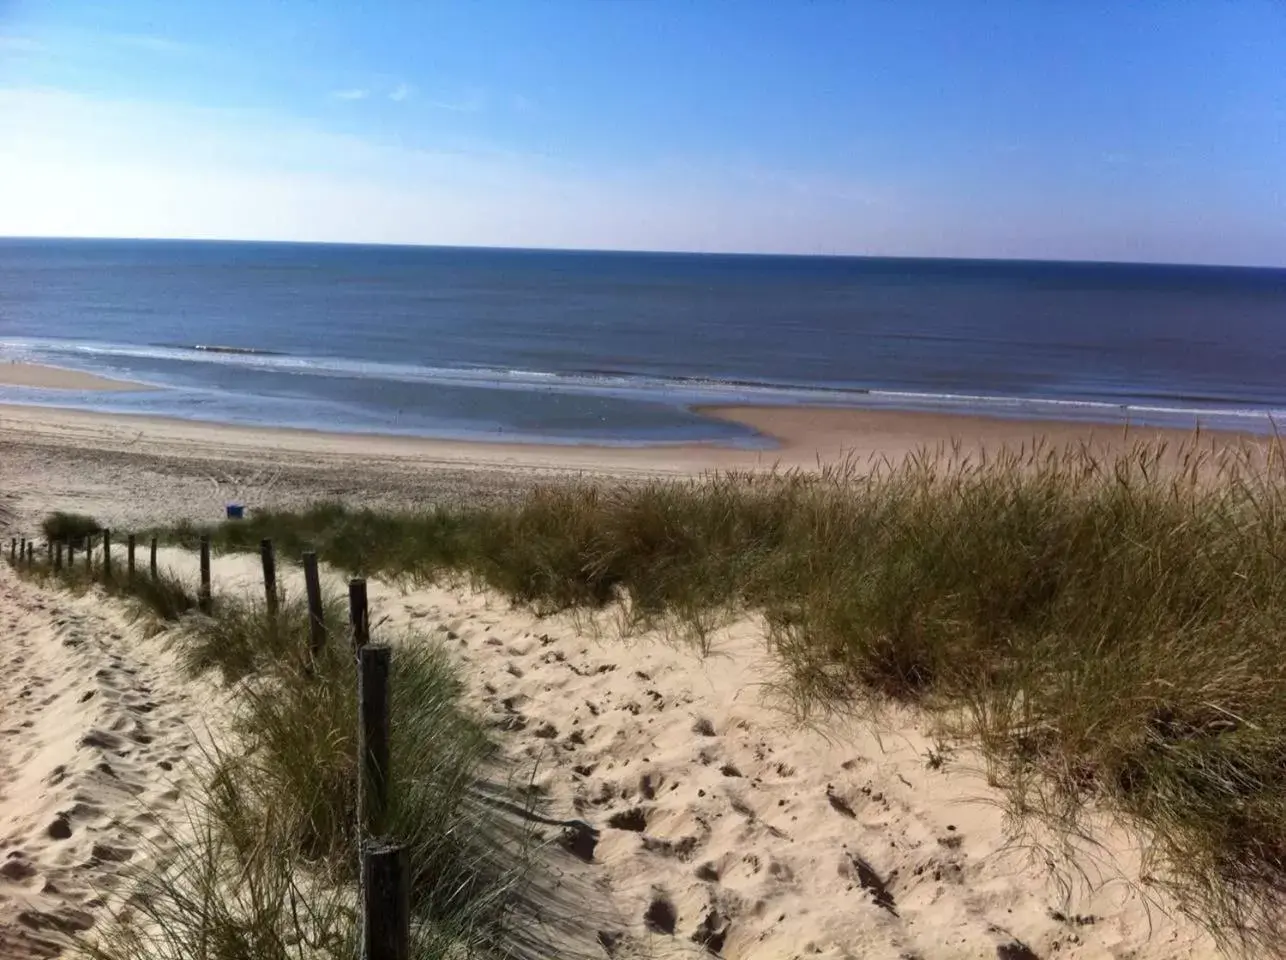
[1,0,1284,265]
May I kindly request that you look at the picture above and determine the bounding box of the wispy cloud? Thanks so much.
[113,34,194,55]
[388,83,414,103]
[333,88,370,102]
[424,90,486,113]
[0,36,45,53]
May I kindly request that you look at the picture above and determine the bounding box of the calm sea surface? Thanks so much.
[3,238,1286,445]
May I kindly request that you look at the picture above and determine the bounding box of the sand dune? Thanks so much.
[141,545,1220,959]
[0,400,1251,957]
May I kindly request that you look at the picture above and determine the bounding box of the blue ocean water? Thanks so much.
[3,238,1286,445]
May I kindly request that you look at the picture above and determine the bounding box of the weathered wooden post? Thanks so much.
[18,537,25,564]
[357,645,392,837]
[68,539,75,569]
[102,529,112,578]
[54,540,63,571]
[84,537,91,573]
[350,578,370,650]
[149,537,158,579]
[303,551,326,658]
[260,539,278,615]
[361,841,409,960]
[46,540,52,566]
[9,538,15,563]
[199,535,212,614]
[127,534,136,581]
[26,542,33,566]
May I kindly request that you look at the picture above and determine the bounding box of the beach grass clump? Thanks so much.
[41,510,102,542]
[223,630,529,948]
[177,591,345,684]
[171,436,1286,950]
[8,539,198,625]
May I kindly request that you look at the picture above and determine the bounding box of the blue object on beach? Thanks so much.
[226,504,245,520]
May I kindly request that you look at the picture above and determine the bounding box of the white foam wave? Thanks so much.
[3,336,1283,426]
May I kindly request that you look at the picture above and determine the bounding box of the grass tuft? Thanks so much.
[41,510,102,542]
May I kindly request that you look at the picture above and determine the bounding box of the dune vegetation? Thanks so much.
[158,436,1286,952]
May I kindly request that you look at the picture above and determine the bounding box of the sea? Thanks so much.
[3,238,1286,447]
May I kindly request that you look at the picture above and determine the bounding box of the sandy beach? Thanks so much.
[0,381,1255,957]
[0,364,154,393]
[1,376,1264,533]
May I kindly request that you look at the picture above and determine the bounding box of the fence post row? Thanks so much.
[303,551,326,659]
[361,841,409,960]
[260,538,278,615]
[199,535,212,614]
[357,644,392,838]
[350,578,370,650]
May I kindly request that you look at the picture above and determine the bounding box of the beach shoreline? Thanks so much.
[0,397,1259,469]
[0,361,155,392]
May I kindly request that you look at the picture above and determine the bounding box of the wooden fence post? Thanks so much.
[150,537,158,579]
[84,537,91,573]
[361,841,409,960]
[54,541,63,571]
[102,529,112,578]
[9,538,15,563]
[199,535,212,614]
[68,539,75,569]
[26,542,33,566]
[358,645,392,837]
[19,537,25,564]
[303,551,326,658]
[46,540,52,566]
[260,539,278,615]
[350,578,370,649]
[127,535,136,581]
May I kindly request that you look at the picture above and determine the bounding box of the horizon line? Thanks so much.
[2,233,1284,273]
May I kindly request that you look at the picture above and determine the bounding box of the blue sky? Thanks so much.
[1,1,1284,264]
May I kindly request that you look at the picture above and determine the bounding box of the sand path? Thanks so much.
[0,567,212,958]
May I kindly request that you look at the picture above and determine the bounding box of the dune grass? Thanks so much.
[163,436,1286,951]
[12,549,198,625]
[8,531,542,959]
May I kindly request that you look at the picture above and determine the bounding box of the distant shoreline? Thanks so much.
[0,394,1260,472]
[0,361,155,392]
[0,362,1269,457]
